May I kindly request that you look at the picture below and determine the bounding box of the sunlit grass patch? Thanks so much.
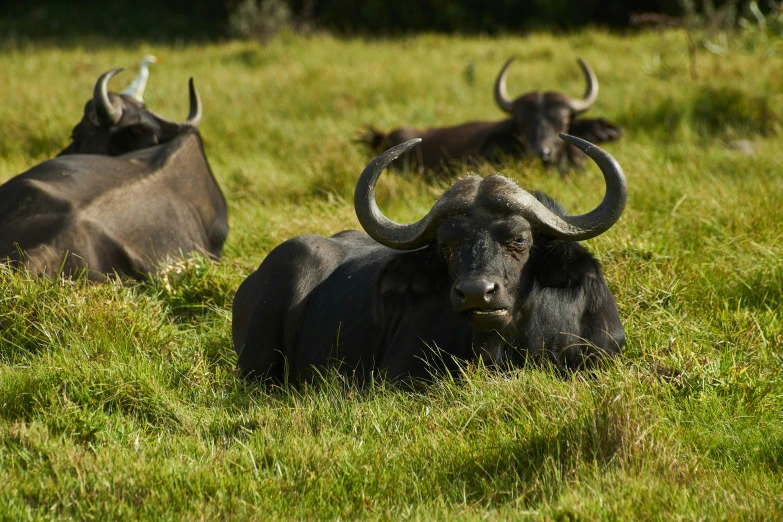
[1,29,782,519]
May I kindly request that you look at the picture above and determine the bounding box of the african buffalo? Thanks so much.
[233,134,626,382]
[360,58,621,173]
[59,67,196,157]
[0,73,228,280]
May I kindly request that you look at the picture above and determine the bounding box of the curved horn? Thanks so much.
[184,77,202,126]
[356,136,625,248]
[565,58,598,113]
[494,57,515,114]
[355,139,472,250]
[355,139,429,249]
[153,78,203,130]
[93,68,124,127]
[503,134,626,241]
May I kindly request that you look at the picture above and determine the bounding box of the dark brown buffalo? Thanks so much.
[360,58,621,173]
[233,134,626,382]
[59,68,201,157]
[0,73,228,280]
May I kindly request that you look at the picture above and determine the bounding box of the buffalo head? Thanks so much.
[493,58,615,168]
[61,68,202,156]
[355,135,626,360]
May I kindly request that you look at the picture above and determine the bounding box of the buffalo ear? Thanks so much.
[530,192,601,288]
[531,237,601,289]
[567,118,622,144]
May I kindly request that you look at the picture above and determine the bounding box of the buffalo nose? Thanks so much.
[454,279,497,308]
[540,146,551,161]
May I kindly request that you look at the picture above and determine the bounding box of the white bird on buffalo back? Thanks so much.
[120,55,160,103]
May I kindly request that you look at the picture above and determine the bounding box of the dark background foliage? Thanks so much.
[295,0,684,33]
[0,0,712,41]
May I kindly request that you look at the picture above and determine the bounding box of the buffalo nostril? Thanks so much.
[454,279,498,307]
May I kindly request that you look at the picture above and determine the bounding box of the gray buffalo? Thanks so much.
[59,67,198,157]
[360,58,621,173]
[233,134,626,382]
[0,71,228,280]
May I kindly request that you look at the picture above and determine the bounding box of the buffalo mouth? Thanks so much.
[462,308,511,330]
[468,308,508,317]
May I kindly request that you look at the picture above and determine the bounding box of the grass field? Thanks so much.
[1,29,782,519]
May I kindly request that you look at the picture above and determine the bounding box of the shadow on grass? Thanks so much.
[439,392,638,508]
[718,265,783,312]
[621,85,780,141]
[0,127,69,163]
[0,363,183,433]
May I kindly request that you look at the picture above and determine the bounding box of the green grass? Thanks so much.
[1,29,783,519]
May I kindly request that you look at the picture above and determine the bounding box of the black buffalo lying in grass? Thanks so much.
[0,71,228,280]
[59,67,198,156]
[360,58,621,173]
[233,134,626,382]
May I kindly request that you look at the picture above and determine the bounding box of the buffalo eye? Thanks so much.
[504,238,529,251]
[438,241,460,258]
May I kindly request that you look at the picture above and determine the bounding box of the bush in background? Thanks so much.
[228,0,293,41]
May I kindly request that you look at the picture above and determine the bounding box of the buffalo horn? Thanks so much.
[154,77,203,129]
[185,77,202,126]
[505,134,626,240]
[355,139,473,250]
[93,68,124,127]
[565,58,598,113]
[356,135,626,249]
[493,57,515,114]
